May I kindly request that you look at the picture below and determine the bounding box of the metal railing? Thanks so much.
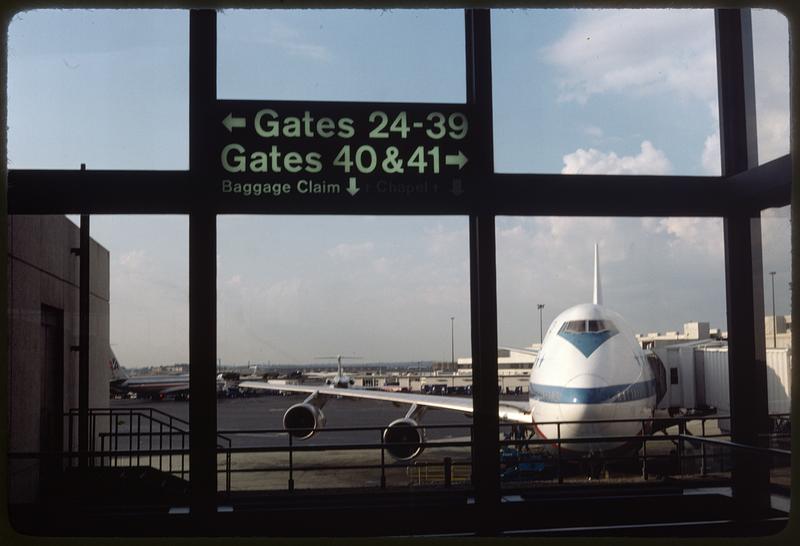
[218,423,472,492]
[63,407,232,493]
[8,410,790,499]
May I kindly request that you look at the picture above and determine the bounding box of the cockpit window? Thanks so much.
[560,319,616,334]
[587,319,615,332]
[561,320,586,333]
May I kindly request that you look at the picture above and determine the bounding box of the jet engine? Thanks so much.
[283,403,326,440]
[383,418,425,460]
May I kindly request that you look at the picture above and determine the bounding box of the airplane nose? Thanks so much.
[559,374,616,422]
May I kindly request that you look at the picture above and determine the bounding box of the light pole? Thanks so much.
[450,316,455,367]
[537,304,545,344]
[770,271,777,348]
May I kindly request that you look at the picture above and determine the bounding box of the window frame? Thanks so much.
[3,6,789,534]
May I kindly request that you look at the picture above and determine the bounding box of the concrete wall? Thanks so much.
[7,215,110,503]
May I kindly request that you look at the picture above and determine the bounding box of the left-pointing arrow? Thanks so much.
[223,113,246,132]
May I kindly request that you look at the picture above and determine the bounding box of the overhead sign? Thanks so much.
[213,100,475,205]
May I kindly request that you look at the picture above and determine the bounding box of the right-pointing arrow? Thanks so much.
[445,151,468,170]
[222,113,246,132]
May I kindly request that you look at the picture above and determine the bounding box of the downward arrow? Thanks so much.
[445,151,469,170]
[222,113,246,132]
[346,177,360,196]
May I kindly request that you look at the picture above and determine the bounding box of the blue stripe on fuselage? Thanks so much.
[530,379,657,404]
[558,330,618,358]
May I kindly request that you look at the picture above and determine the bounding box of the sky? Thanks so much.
[6,8,792,367]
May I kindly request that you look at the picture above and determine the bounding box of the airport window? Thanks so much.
[761,206,791,352]
[4,6,792,538]
[491,9,720,176]
[217,10,465,103]
[752,9,790,165]
[216,215,472,493]
[7,10,189,170]
[7,214,190,508]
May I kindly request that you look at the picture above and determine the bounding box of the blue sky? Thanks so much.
[6,8,791,367]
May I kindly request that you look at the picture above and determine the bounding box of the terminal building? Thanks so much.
[6,216,110,503]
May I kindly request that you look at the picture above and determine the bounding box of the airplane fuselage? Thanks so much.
[529,303,657,453]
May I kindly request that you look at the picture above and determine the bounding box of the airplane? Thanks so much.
[109,350,191,399]
[238,245,667,460]
[304,355,363,388]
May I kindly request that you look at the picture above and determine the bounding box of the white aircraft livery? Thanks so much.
[239,245,666,459]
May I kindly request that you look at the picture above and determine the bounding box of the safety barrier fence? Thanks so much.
[7,411,790,499]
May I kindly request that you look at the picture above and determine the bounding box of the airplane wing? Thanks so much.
[237,381,532,424]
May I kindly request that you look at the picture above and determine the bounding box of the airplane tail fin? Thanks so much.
[109,348,128,381]
[593,243,603,306]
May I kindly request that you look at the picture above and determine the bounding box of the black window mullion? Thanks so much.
[188,8,218,524]
[465,8,501,533]
[715,7,771,519]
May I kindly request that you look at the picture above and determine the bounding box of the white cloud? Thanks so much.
[753,10,790,163]
[495,216,728,348]
[542,10,717,104]
[701,132,721,175]
[425,224,468,258]
[583,125,604,139]
[327,241,374,260]
[255,20,333,62]
[756,108,790,163]
[561,140,671,175]
[118,249,149,271]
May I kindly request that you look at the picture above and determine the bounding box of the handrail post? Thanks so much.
[68,410,74,468]
[556,423,563,484]
[129,409,133,467]
[288,433,294,492]
[642,419,648,480]
[701,419,707,476]
[678,420,685,476]
[136,413,141,466]
[380,428,386,489]
[226,442,231,496]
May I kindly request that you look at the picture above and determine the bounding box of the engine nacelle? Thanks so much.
[383,418,425,460]
[283,403,326,439]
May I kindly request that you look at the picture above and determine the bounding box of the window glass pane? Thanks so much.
[492,9,720,176]
[7,215,190,519]
[7,10,189,170]
[752,9,790,164]
[761,206,791,350]
[218,10,465,103]
[759,206,791,487]
[216,216,472,493]
[496,216,728,486]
